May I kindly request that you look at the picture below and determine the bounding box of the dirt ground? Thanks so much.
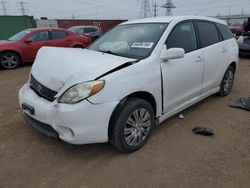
[0,58,249,188]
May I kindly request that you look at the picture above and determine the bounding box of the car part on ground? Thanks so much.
[230,98,250,111]
[192,127,214,136]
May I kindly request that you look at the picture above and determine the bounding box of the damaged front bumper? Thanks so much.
[19,83,118,145]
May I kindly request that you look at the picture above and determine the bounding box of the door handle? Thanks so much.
[196,56,204,62]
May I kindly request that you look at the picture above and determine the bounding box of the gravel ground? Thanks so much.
[0,58,249,188]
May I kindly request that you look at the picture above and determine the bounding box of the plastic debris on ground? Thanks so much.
[192,127,214,136]
[230,98,250,111]
[179,114,184,119]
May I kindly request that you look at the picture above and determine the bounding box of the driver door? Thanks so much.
[161,21,204,113]
[22,30,50,62]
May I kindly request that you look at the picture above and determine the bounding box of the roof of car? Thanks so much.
[121,16,227,25]
[69,25,99,29]
[26,28,70,32]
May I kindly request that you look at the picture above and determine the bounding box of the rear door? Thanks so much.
[195,21,225,92]
[161,21,204,113]
[49,30,71,47]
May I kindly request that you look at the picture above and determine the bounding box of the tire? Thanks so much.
[0,51,20,69]
[73,45,83,48]
[109,98,155,153]
[217,66,235,97]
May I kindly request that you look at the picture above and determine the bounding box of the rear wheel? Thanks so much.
[217,66,235,97]
[109,98,155,153]
[0,52,20,69]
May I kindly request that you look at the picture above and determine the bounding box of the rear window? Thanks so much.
[85,28,97,33]
[196,21,220,48]
[216,23,234,40]
[51,31,68,39]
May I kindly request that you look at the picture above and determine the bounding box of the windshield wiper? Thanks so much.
[98,50,120,56]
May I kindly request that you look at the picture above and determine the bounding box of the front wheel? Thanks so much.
[109,98,155,153]
[0,52,21,69]
[217,66,235,97]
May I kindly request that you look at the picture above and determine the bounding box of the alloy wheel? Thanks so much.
[223,69,234,94]
[124,108,151,147]
[1,54,18,69]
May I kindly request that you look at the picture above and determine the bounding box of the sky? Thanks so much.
[1,0,250,20]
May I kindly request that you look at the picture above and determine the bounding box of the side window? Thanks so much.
[85,28,96,33]
[167,22,197,53]
[215,23,234,40]
[51,31,68,40]
[196,21,220,48]
[29,31,49,42]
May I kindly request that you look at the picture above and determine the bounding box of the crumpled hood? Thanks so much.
[31,47,136,91]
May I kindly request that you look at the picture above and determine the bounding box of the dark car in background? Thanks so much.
[0,28,91,69]
[69,25,103,41]
[238,31,250,56]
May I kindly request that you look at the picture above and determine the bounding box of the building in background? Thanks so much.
[36,19,58,28]
[0,15,36,40]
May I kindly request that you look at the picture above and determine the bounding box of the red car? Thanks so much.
[0,28,91,69]
[229,22,244,36]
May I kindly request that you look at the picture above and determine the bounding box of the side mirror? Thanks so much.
[160,47,185,61]
[25,39,32,44]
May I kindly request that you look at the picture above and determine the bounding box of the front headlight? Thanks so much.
[58,80,104,104]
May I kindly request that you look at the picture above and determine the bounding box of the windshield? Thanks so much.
[88,23,168,59]
[8,30,31,41]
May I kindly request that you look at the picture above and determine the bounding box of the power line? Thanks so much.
[17,1,28,15]
[161,0,176,16]
[140,0,152,18]
[153,2,158,17]
[0,0,7,15]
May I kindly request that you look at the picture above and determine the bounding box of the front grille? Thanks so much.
[30,75,58,102]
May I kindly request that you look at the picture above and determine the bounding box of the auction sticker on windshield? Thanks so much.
[131,42,154,48]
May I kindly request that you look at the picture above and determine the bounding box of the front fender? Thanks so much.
[0,47,23,62]
[87,56,163,117]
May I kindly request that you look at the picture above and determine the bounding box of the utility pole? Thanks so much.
[0,0,7,15]
[153,2,158,17]
[17,1,28,15]
[161,0,176,16]
[140,0,151,18]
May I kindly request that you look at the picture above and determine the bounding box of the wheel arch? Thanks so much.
[70,43,85,48]
[0,50,23,64]
[229,61,237,71]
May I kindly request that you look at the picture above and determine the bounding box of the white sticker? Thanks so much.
[131,42,154,49]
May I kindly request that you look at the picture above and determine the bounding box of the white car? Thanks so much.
[19,16,239,153]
